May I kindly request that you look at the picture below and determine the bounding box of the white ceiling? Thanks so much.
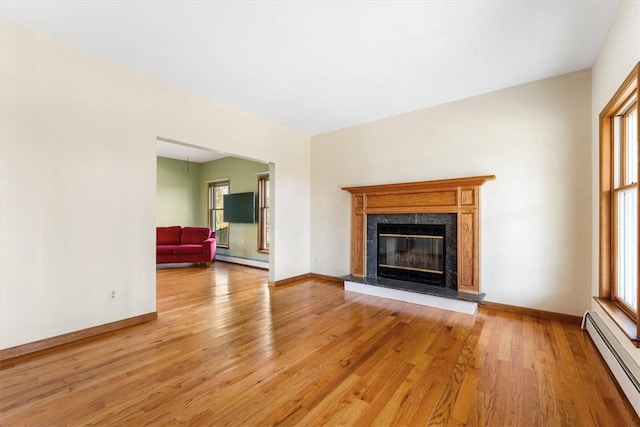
[156,139,228,163]
[0,0,621,136]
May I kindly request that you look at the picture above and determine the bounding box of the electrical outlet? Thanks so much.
[109,290,117,301]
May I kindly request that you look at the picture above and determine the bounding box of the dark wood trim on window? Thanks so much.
[208,180,230,249]
[257,174,269,253]
[598,62,640,342]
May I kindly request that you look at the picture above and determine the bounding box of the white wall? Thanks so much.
[0,21,310,350]
[590,0,640,360]
[311,70,592,316]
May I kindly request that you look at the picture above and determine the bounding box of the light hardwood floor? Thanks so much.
[1,262,638,426]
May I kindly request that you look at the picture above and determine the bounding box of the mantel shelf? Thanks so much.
[342,175,496,195]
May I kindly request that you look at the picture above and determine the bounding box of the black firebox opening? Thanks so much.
[377,223,446,287]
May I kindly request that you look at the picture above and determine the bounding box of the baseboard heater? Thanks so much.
[582,311,640,416]
[215,254,269,270]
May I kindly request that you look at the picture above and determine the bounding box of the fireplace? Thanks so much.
[367,213,457,291]
[343,175,495,295]
[377,223,445,286]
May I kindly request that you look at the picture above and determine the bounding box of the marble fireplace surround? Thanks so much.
[366,213,457,291]
[342,175,495,295]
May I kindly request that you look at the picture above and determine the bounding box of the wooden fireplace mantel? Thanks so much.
[342,175,495,294]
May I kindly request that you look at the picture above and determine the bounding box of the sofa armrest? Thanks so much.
[202,237,216,262]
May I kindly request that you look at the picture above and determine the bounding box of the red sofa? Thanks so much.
[156,226,216,267]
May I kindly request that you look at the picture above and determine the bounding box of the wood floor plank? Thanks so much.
[0,262,638,426]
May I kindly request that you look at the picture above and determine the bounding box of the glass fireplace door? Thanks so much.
[377,224,445,286]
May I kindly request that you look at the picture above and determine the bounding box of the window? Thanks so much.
[599,63,639,342]
[258,174,270,252]
[615,99,638,316]
[208,180,229,248]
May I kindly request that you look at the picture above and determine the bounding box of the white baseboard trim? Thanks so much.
[215,254,269,270]
[344,280,477,315]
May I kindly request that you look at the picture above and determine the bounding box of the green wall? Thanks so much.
[201,157,269,262]
[156,157,203,227]
[156,155,269,262]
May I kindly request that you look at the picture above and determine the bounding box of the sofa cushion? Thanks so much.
[181,227,211,244]
[173,244,204,255]
[157,226,182,245]
[156,245,176,255]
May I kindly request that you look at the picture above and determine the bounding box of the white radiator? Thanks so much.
[583,311,640,417]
